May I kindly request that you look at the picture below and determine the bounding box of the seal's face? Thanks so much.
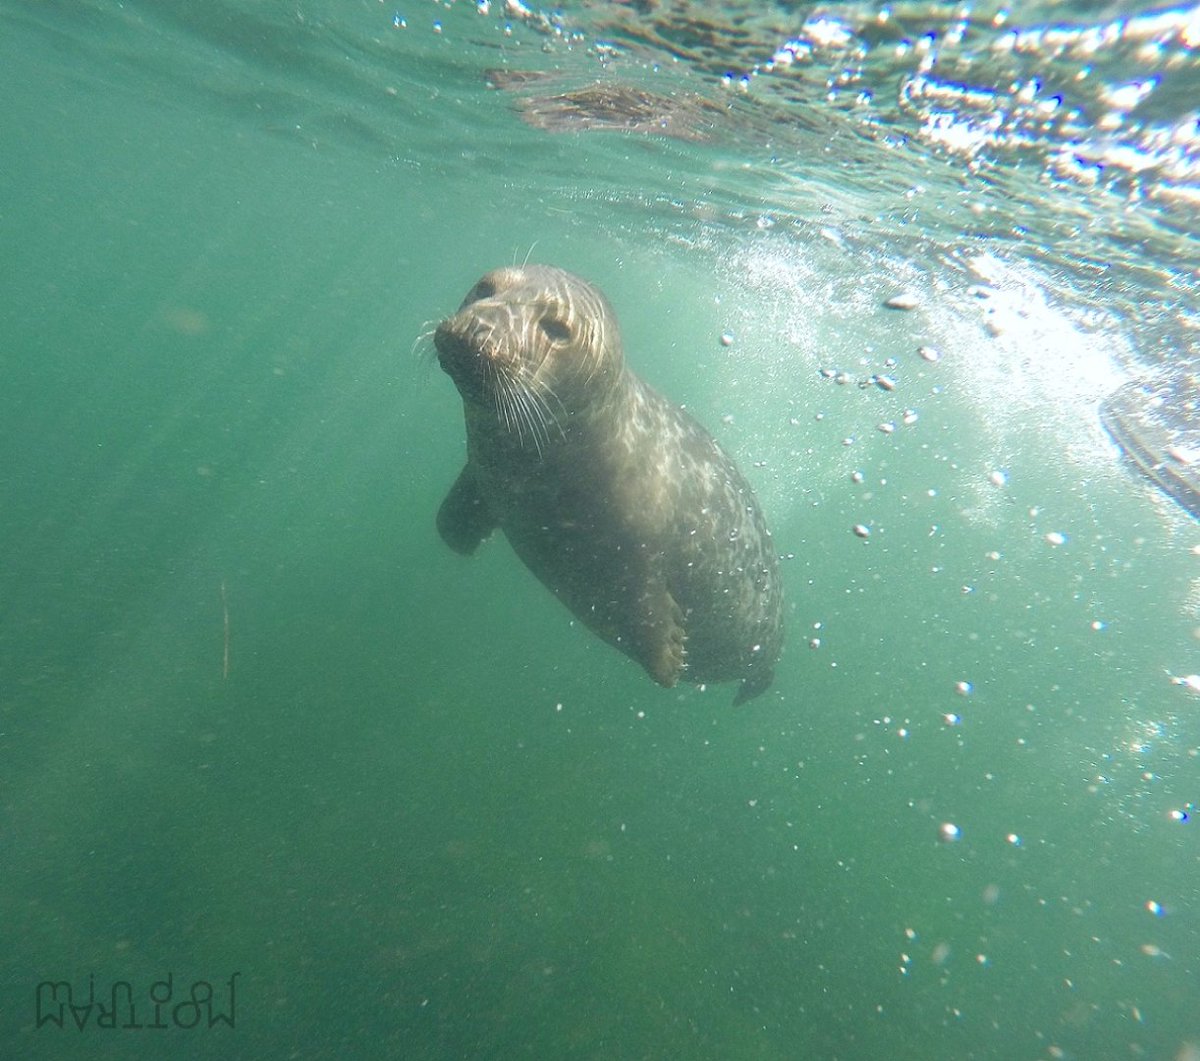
[434,265,624,444]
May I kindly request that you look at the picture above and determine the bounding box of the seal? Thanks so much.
[433,265,783,704]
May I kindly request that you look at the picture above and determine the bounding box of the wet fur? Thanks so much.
[434,265,782,703]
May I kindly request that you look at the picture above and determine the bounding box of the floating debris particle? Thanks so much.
[720,331,734,347]
[918,345,941,362]
[885,293,920,311]
[955,680,973,696]
[878,421,896,434]
[819,367,837,379]
[989,469,1008,487]
[875,374,897,392]
[938,822,962,843]
[1045,531,1067,546]
[902,409,919,425]
[852,523,871,539]
[851,470,865,484]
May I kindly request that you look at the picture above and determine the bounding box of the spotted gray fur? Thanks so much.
[434,265,783,704]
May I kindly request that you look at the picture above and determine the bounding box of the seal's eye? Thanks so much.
[540,317,571,343]
[469,280,496,302]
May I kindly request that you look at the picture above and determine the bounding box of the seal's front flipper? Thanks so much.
[732,667,774,706]
[437,466,496,555]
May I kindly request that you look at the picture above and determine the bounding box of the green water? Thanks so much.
[2,2,1198,1059]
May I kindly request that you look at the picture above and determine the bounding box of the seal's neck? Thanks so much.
[462,365,636,463]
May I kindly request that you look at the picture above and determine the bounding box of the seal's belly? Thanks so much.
[483,382,783,697]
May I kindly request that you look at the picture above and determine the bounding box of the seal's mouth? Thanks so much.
[435,311,567,451]
[434,319,493,399]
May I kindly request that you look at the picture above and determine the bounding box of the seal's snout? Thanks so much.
[432,316,466,360]
[435,312,512,403]
[434,317,479,382]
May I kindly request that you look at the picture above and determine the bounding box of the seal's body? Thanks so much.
[434,265,782,704]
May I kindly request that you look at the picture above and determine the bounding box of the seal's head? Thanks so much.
[434,265,625,443]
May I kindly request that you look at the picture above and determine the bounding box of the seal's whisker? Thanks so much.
[510,365,557,455]
[506,374,547,456]
[525,376,568,441]
[497,372,521,437]
[493,367,535,452]
[506,367,548,440]
[520,387,548,457]
[503,382,526,445]
[490,363,517,437]
[524,384,555,452]
[578,323,607,385]
[410,320,439,361]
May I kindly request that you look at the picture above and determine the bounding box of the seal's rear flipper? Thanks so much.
[633,583,687,689]
[437,466,497,555]
[732,668,774,706]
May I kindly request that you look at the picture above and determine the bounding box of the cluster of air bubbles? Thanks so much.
[390,0,571,40]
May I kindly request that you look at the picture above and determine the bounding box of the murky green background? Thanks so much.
[2,1,1197,1058]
